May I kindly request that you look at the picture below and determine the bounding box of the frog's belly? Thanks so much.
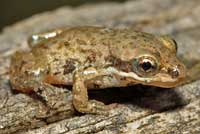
[87,75,128,89]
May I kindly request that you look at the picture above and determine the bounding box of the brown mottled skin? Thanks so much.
[10,26,186,114]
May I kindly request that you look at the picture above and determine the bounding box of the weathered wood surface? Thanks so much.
[0,0,200,133]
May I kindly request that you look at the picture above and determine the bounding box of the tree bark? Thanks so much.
[0,0,200,133]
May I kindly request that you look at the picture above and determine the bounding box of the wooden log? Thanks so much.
[0,0,200,133]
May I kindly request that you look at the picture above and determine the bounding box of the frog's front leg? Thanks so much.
[72,67,111,114]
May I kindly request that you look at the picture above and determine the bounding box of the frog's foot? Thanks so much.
[106,103,119,109]
[74,99,109,115]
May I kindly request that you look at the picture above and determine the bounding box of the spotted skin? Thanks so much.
[10,26,186,114]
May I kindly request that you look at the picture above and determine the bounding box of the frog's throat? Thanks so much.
[106,67,177,86]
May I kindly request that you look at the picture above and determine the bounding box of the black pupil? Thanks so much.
[141,61,152,71]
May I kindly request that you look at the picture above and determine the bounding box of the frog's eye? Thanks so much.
[133,56,158,76]
[139,59,156,72]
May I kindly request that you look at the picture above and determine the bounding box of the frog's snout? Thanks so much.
[151,63,186,88]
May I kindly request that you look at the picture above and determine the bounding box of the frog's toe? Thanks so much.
[106,103,120,110]
[88,100,109,115]
[89,100,106,107]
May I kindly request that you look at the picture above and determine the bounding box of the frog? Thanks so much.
[9,26,186,114]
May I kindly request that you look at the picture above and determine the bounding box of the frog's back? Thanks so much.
[31,26,138,76]
[34,27,116,84]
[10,27,119,86]
[35,26,153,66]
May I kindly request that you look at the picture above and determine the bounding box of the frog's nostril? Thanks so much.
[169,68,179,78]
[172,69,179,78]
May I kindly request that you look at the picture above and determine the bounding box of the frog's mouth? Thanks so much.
[125,72,185,88]
[107,67,186,88]
[141,73,186,88]
[121,71,185,88]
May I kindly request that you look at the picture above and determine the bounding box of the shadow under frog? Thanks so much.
[88,85,186,112]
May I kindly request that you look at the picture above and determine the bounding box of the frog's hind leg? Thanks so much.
[10,52,60,107]
[10,51,39,93]
[28,29,64,47]
[10,74,66,109]
[9,49,73,109]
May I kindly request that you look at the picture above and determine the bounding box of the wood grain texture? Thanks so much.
[0,0,200,133]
